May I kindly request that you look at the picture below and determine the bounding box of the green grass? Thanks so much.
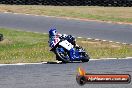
[0,5,132,23]
[0,28,132,64]
[76,39,132,59]
[0,28,54,64]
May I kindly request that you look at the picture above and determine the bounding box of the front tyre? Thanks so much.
[76,46,90,63]
[81,53,90,62]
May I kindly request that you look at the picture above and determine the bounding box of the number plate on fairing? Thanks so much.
[59,40,73,50]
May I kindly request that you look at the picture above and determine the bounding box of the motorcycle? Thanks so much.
[49,36,90,63]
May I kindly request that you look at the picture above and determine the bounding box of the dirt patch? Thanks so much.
[0,39,13,45]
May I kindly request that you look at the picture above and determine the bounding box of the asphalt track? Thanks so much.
[0,59,132,88]
[0,13,132,44]
[0,13,132,88]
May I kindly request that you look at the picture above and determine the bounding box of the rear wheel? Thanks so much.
[55,47,70,63]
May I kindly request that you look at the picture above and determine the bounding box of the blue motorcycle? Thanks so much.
[49,36,90,63]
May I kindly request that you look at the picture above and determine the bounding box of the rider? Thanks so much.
[49,28,80,60]
[48,28,77,47]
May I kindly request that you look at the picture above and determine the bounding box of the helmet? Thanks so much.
[49,29,57,36]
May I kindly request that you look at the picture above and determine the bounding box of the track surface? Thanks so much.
[0,59,132,88]
[0,13,132,88]
[0,13,132,44]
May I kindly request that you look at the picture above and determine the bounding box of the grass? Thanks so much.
[0,28,132,64]
[0,5,132,23]
[77,39,132,59]
[0,28,54,64]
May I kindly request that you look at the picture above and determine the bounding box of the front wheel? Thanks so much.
[55,47,70,63]
[81,53,90,62]
[76,46,90,62]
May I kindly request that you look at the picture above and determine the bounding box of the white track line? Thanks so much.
[102,40,107,42]
[0,61,63,66]
[91,57,132,60]
[77,37,82,38]
[43,33,48,34]
[87,38,92,40]
[126,57,132,59]
[122,43,127,45]
[116,42,120,44]
[90,57,132,61]
[25,14,30,16]
[94,39,100,41]
[109,41,113,43]
[0,58,132,66]
[34,32,39,34]
[0,63,43,66]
